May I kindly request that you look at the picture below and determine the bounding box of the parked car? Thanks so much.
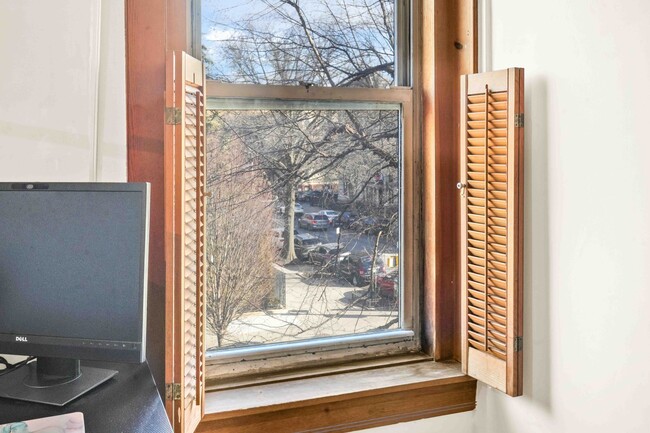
[298,213,329,231]
[271,228,302,252]
[307,243,349,269]
[278,202,304,217]
[338,253,385,286]
[306,190,323,205]
[376,269,399,298]
[300,190,316,204]
[336,211,359,228]
[294,233,322,260]
[318,209,340,225]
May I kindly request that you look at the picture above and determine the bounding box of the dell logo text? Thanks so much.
[15,336,28,342]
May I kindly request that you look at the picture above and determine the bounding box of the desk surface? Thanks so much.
[0,360,172,433]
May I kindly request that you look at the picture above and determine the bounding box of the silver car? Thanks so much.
[298,213,329,231]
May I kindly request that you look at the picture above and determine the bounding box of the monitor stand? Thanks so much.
[0,357,117,406]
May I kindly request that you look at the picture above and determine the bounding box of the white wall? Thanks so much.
[367,1,650,432]
[0,0,126,182]
[0,0,125,360]
[473,0,650,432]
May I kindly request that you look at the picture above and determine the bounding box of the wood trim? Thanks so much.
[515,68,525,397]
[167,0,190,53]
[421,0,478,360]
[164,49,178,422]
[459,74,469,373]
[507,67,524,397]
[467,347,506,393]
[197,362,476,433]
[208,354,432,392]
[126,0,192,421]
[409,0,424,353]
[125,0,169,402]
[206,82,412,103]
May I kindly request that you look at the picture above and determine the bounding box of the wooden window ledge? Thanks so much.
[197,359,477,433]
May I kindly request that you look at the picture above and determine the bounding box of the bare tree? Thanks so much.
[206,0,394,87]
[202,0,402,347]
[212,108,395,261]
[205,134,277,347]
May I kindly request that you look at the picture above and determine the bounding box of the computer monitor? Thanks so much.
[0,182,149,406]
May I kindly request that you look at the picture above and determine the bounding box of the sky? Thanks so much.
[200,0,395,85]
[201,0,372,47]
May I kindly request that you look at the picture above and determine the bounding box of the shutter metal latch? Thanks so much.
[514,336,523,352]
[514,113,524,128]
[166,383,181,401]
[165,107,182,125]
[456,182,466,198]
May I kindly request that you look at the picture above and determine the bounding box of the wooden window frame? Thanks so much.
[125,0,479,431]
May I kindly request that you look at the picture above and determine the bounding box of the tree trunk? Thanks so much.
[282,185,298,262]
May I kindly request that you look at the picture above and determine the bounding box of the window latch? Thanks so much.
[456,182,466,198]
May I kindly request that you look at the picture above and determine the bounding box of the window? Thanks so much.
[126,1,525,432]
[201,0,418,379]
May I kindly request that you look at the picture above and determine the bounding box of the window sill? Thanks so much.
[197,358,476,433]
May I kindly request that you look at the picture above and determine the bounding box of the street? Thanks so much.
[294,203,397,256]
[206,203,400,350]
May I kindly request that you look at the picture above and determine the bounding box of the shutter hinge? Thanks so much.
[165,383,181,401]
[165,107,182,125]
[514,336,523,352]
[514,113,524,128]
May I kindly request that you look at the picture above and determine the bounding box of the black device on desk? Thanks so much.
[0,182,150,406]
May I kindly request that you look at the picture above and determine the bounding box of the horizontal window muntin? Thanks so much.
[207,329,415,363]
[208,98,400,112]
[206,82,412,104]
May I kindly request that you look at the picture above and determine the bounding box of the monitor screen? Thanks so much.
[0,183,149,364]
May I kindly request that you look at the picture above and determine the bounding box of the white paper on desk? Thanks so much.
[0,412,84,432]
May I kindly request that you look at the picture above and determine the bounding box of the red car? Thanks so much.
[376,270,399,298]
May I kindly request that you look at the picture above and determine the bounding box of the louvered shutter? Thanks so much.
[459,68,524,397]
[165,51,207,432]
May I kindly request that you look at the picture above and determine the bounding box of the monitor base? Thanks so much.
[0,360,117,406]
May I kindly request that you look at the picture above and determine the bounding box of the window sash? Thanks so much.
[203,82,418,375]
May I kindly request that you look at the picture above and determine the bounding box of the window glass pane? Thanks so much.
[205,108,401,350]
[202,0,395,88]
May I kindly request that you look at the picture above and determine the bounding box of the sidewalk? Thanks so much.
[207,263,398,349]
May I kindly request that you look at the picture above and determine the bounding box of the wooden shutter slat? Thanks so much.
[468,322,485,334]
[460,68,524,397]
[468,214,485,224]
[468,303,486,316]
[467,111,508,121]
[468,287,486,300]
